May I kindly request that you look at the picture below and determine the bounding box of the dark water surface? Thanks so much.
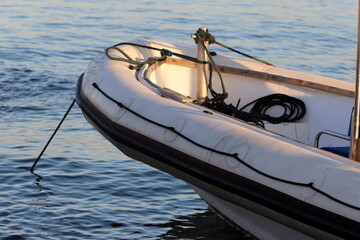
[0,1,357,239]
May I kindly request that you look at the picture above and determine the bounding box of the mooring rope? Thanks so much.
[214,40,276,67]
[203,42,228,100]
[191,28,275,66]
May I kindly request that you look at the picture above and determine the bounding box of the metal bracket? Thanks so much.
[314,130,351,148]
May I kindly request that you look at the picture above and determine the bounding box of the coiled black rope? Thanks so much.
[239,94,306,124]
[204,94,306,128]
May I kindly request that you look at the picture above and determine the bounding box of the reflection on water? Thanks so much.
[147,209,254,240]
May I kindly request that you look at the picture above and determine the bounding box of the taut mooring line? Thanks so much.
[30,99,76,173]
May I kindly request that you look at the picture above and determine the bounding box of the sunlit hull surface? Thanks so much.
[76,40,360,239]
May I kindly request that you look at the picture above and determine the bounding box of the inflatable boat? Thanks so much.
[76,29,360,239]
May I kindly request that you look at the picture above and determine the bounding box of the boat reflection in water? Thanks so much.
[145,208,254,240]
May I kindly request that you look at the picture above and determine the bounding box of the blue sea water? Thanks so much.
[0,0,357,239]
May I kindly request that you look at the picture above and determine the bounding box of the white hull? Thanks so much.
[191,185,333,240]
[76,39,360,239]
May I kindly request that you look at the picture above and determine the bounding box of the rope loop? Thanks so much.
[105,46,167,73]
